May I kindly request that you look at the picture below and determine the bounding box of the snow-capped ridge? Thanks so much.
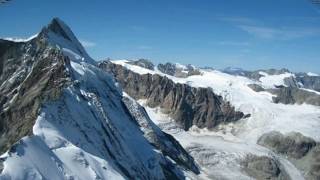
[39,17,96,65]
[307,72,319,77]
[1,34,38,43]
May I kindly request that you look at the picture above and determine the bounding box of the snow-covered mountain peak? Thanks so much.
[0,18,200,179]
[45,18,75,41]
[39,18,95,65]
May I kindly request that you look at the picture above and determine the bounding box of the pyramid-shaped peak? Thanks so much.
[40,18,95,64]
[42,17,78,42]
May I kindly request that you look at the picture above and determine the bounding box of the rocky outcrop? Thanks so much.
[258,131,317,159]
[248,84,265,92]
[122,96,200,174]
[223,68,290,81]
[295,73,320,92]
[258,131,320,180]
[127,59,155,70]
[99,61,246,130]
[247,81,320,106]
[241,155,290,180]
[307,146,320,180]
[0,37,70,154]
[269,87,320,106]
[157,62,201,78]
[0,158,3,174]
[283,76,299,88]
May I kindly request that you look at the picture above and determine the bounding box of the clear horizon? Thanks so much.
[1,0,320,73]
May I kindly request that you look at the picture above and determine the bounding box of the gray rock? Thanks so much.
[0,158,3,173]
[283,76,299,88]
[157,62,201,78]
[127,59,155,70]
[223,68,290,81]
[241,155,290,180]
[293,145,320,180]
[99,61,247,130]
[308,146,320,180]
[122,96,200,174]
[0,36,70,154]
[248,84,265,92]
[258,131,320,180]
[263,68,290,75]
[157,63,177,76]
[258,131,317,159]
[269,87,320,106]
[295,73,320,92]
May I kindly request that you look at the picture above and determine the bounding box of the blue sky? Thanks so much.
[1,0,320,73]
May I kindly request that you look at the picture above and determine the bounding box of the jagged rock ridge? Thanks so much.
[99,61,247,130]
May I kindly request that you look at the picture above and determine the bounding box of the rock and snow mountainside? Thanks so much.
[0,18,199,179]
[223,67,320,106]
[101,59,320,180]
[99,61,246,131]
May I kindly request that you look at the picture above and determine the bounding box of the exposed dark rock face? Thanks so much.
[0,158,3,174]
[264,68,290,75]
[223,68,290,81]
[122,96,200,175]
[283,76,299,88]
[308,146,320,180]
[258,131,317,159]
[0,37,70,154]
[157,63,177,76]
[157,62,201,78]
[241,155,290,180]
[99,61,246,130]
[258,131,320,180]
[127,59,155,70]
[295,74,320,92]
[269,87,320,106]
[248,84,265,92]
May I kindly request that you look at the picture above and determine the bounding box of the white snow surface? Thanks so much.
[1,34,38,42]
[307,72,319,76]
[258,71,294,89]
